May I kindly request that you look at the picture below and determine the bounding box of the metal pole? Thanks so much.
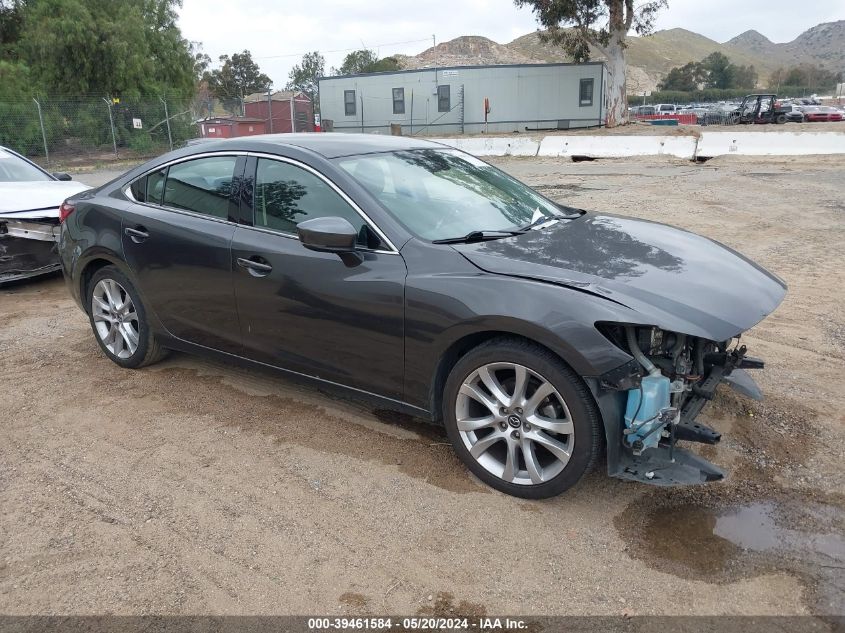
[103,97,118,158]
[432,34,437,85]
[267,88,273,133]
[360,95,364,134]
[410,89,414,136]
[290,94,295,133]
[160,97,173,150]
[33,98,49,166]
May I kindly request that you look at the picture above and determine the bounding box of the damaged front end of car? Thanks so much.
[594,323,766,486]
[0,211,62,283]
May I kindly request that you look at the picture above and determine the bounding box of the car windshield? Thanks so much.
[0,148,52,182]
[0,147,52,182]
[337,149,565,241]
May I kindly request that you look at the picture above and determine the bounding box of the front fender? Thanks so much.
[401,240,638,411]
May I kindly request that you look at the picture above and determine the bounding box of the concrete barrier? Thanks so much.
[429,132,845,160]
[428,137,539,157]
[537,135,698,159]
[696,131,845,157]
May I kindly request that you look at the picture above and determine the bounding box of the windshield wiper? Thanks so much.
[432,230,523,245]
[518,210,584,232]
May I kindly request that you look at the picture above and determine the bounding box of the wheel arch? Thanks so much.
[428,326,601,425]
[76,252,133,314]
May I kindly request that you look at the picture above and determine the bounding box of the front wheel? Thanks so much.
[87,265,167,368]
[442,338,602,498]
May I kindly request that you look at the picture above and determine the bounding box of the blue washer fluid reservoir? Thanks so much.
[624,374,671,451]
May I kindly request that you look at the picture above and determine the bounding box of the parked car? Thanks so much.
[783,105,805,123]
[819,106,843,122]
[696,104,738,125]
[801,106,833,122]
[0,146,90,283]
[58,134,786,498]
[654,103,677,115]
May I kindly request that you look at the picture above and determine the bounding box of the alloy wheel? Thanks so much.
[91,279,139,359]
[455,362,575,486]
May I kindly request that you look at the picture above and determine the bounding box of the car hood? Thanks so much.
[452,213,787,341]
[0,181,90,217]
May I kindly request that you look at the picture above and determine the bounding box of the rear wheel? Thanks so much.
[442,338,601,498]
[87,266,167,368]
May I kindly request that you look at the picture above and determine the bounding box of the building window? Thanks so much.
[392,88,405,115]
[579,78,594,107]
[437,84,450,112]
[344,90,356,116]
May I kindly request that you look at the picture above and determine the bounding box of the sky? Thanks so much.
[178,0,844,88]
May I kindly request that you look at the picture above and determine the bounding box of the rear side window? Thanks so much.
[253,158,378,248]
[129,167,166,203]
[162,156,238,220]
[130,177,147,201]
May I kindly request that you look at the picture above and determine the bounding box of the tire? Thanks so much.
[442,337,602,499]
[86,265,167,368]
[775,114,787,124]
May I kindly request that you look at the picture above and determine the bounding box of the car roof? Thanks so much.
[190,133,444,159]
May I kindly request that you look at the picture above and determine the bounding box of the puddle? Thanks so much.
[616,499,845,613]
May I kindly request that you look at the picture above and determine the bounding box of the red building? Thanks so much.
[198,117,266,138]
[244,90,314,133]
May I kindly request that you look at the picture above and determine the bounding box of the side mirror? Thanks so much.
[296,216,358,253]
[53,172,73,181]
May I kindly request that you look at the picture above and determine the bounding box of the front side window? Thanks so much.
[253,158,379,248]
[162,156,238,220]
[579,78,594,106]
[392,88,405,115]
[437,85,450,112]
[344,90,356,116]
[337,149,565,241]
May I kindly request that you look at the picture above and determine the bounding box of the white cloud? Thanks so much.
[178,0,844,87]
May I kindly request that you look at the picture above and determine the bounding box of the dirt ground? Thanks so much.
[1,154,843,618]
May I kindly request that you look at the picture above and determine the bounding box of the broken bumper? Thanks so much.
[602,352,765,487]
[0,219,61,283]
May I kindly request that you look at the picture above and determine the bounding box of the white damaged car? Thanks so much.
[1,146,90,283]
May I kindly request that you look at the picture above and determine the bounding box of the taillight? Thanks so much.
[59,200,75,223]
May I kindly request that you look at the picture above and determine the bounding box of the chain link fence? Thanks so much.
[0,95,201,168]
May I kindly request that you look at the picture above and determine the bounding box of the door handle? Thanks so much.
[124,226,150,243]
[237,256,273,276]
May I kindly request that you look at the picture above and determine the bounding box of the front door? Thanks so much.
[231,156,406,400]
[121,154,244,354]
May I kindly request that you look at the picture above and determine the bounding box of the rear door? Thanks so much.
[230,155,406,399]
[121,154,245,354]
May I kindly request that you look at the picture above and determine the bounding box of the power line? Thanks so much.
[254,37,434,60]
